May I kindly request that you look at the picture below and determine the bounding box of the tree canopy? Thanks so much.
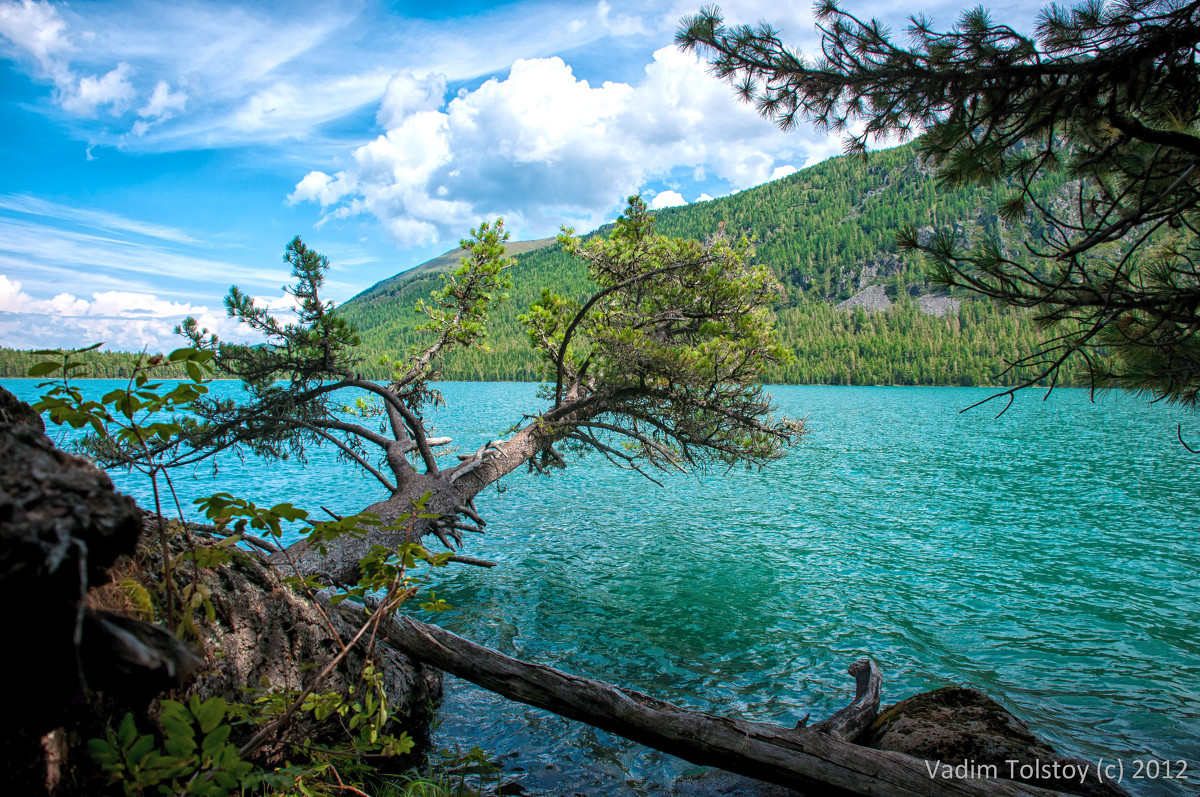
[679,0,1200,409]
[95,198,804,585]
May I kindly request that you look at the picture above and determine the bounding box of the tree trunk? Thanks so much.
[327,598,1068,797]
[270,416,560,585]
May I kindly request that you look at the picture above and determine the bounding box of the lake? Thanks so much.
[6,379,1198,796]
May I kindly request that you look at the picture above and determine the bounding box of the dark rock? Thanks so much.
[0,397,143,792]
[0,386,440,791]
[0,384,45,432]
[862,687,1129,797]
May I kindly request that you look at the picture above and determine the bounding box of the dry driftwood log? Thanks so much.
[808,658,882,742]
[325,597,1068,797]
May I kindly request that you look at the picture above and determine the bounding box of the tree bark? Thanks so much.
[808,659,882,742]
[270,412,562,585]
[327,599,1067,797]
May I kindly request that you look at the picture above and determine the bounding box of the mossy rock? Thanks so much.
[863,687,1128,797]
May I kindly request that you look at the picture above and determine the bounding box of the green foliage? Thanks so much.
[330,142,1087,388]
[197,236,363,391]
[680,0,1200,406]
[27,349,459,797]
[415,219,514,356]
[30,346,213,446]
[87,697,282,797]
[516,196,800,473]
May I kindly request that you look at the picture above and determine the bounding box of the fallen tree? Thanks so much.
[90,198,806,589]
[61,200,1116,796]
[325,597,1085,797]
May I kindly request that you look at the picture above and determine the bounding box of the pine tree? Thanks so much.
[679,0,1200,408]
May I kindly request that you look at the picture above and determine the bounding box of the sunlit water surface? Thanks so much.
[7,380,1198,796]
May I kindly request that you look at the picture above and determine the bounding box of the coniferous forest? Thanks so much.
[0,141,1086,387]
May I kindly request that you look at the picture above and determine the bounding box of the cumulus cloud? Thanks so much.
[0,272,296,351]
[60,61,135,114]
[288,171,348,208]
[294,45,831,247]
[649,190,686,209]
[0,273,201,317]
[0,273,86,315]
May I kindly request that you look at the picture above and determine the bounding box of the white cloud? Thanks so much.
[0,273,201,317]
[0,273,85,314]
[0,308,244,352]
[377,72,447,129]
[0,0,68,69]
[132,79,187,133]
[649,190,686,209]
[0,2,140,116]
[770,164,797,181]
[293,45,834,247]
[696,193,713,202]
[288,171,349,208]
[0,272,297,351]
[60,61,135,114]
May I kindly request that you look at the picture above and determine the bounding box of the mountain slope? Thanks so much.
[335,141,1079,386]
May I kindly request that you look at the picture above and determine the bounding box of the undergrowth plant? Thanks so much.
[28,348,474,797]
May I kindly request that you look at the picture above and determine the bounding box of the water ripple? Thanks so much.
[6,380,1197,796]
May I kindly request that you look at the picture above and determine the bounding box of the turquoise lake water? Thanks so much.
[6,380,1198,795]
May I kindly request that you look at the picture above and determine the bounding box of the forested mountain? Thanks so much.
[1,141,1086,386]
[338,141,1085,387]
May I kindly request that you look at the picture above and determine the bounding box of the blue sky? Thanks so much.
[0,0,1044,352]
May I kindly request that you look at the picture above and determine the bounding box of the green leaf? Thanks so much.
[186,360,203,383]
[162,735,196,758]
[117,713,138,747]
[200,724,231,756]
[195,697,226,734]
[127,733,155,765]
[159,701,194,735]
[87,738,117,764]
[27,361,60,377]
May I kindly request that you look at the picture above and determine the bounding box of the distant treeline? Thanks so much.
[0,348,190,380]
[0,296,1085,387]
[1,141,1091,387]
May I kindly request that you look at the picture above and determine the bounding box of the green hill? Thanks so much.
[0,141,1085,386]
[338,141,1084,387]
